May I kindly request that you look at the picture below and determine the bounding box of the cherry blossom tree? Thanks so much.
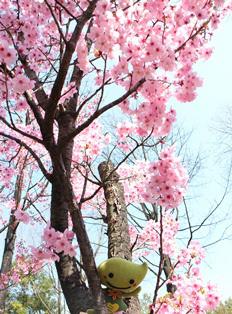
[0,0,231,313]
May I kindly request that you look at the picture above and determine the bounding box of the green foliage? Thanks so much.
[9,301,27,314]
[6,270,62,314]
[208,298,232,314]
[140,293,152,314]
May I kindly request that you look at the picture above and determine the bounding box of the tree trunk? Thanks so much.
[98,161,141,314]
[51,174,92,313]
[50,108,94,313]
[50,110,107,313]
[163,254,176,294]
[0,169,24,312]
[0,216,18,313]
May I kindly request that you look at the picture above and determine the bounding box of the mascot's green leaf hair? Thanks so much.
[87,257,148,314]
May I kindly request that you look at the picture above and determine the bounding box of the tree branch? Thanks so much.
[43,0,99,145]
[175,19,211,53]
[0,63,45,131]
[58,77,146,150]
[0,116,43,144]
[0,132,52,181]
[44,0,68,44]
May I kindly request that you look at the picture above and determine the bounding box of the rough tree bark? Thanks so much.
[163,255,176,294]
[50,163,107,313]
[49,92,107,312]
[0,216,19,313]
[0,164,25,312]
[51,169,93,313]
[98,160,141,314]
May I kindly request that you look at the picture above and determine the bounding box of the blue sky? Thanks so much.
[173,15,232,301]
[141,15,232,302]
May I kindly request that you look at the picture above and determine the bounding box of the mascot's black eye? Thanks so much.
[129,279,135,284]
[108,272,114,278]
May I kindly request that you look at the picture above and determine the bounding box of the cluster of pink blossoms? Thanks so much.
[151,241,219,314]
[128,206,219,314]
[31,225,77,264]
[72,120,111,163]
[0,140,21,189]
[177,241,206,266]
[87,0,231,138]
[0,249,41,290]
[0,272,19,291]
[10,71,35,95]
[146,146,188,208]
[176,66,203,102]
[119,146,188,209]
[151,278,220,314]
[151,262,220,314]
[129,212,179,257]
[14,208,31,224]
[0,40,17,66]
[0,165,15,189]
[117,103,176,141]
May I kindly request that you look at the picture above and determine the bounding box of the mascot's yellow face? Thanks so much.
[98,257,148,293]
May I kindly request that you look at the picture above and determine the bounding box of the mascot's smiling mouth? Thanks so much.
[106,282,131,290]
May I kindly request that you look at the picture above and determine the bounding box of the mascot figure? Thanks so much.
[87,257,148,314]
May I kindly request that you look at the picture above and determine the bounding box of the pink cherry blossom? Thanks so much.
[14,209,30,224]
[11,74,35,94]
[0,40,17,66]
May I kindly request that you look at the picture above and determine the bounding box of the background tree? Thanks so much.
[140,293,152,314]
[208,298,232,314]
[5,269,63,314]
